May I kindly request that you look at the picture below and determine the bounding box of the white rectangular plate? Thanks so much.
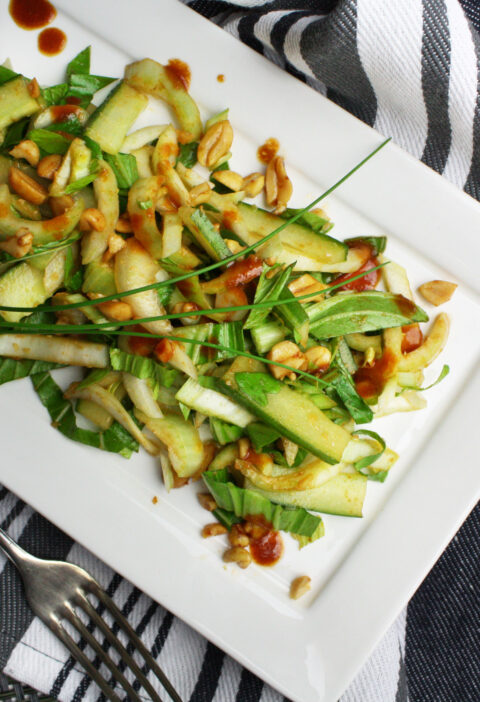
[1,2,480,701]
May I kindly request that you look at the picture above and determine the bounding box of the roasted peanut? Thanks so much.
[172,301,201,325]
[237,437,250,459]
[288,273,327,303]
[223,546,252,569]
[0,228,33,258]
[242,172,264,198]
[202,523,227,538]
[97,300,133,322]
[197,120,233,169]
[49,194,74,216]
[228,524,250,548]
[102,233,126,263]
[9,140,40,167]
[115,213,133,234]
[418,280,457,306]
[265,156,292,214]
[198,493,217,512]
[188,182,212,206]
[267,341,306,380]
[8,166,48,205]
[154,338,176,363]
[224,239,245,255]
[304,345,331,372]
[290,575,311,600]
[79,208,106,232]
[212,169,244,192]
[37,154,63,180]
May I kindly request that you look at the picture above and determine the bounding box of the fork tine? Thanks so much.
[47,616,123,702]
[77,593,165,702]
[63,604,143,702]
[91,586,183,702]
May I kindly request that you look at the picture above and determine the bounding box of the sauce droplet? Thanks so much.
[38,26,66,55]
[257,137,279,164]
[217,74,225,83]
[165,58,191,91]
[9,0,56,29]
[249,527,283,566]
[354,348,397,399]
[50,104,80,122]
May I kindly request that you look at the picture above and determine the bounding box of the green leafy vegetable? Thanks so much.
[0,66,18,86]
[325,369,373,424]
[0,357,63,387]
[41,83,69,106]
[176,141,198,168]
[212,507,242,530]
[109,348,179,388]
[345,236,387,255]
[2,117,29,150]
[104,152,138,189]
[31,371,138,457]
[235,372,281,407]
[67,47,91,78]
[63,247,83,292]
[210,417,244,445]
[400,364,449,392]
[27,129,71,155]
[352,429,387,479]
[246,422,281,452]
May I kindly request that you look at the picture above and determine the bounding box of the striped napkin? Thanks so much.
[1,0,480,700]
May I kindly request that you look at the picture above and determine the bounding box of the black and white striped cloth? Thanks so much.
[1,0,480,700]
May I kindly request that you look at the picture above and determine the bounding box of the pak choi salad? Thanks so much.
[0,48,452,579]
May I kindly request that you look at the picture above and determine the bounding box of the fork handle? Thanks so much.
[0,526,32,570]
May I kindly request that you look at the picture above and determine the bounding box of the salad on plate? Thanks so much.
[0,48,453,594]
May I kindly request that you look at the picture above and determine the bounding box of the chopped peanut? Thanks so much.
[8,166,48,205]
[102,233,126,263]
[202,523,227,538]
[304,345,331,372]
[224,239,245,255]
[198,493,217,511]
[49,194,74,216]
[115,214,133,234]
[237,437,250,459]
[290,575,311,600]
[288,273,327,303]
[228,524,250,548]
[265,156,292,214]
[189,182,212,206]
[267,341,306,380]
[27,78,40,98]
[242,172,264,198]
[9,140,40,167]
[79,208,106,232]
[418,280,457,306]
[37,154,63,180]
[197,120,233,169]
[223,546,252,569]
[172,301,201,325]
[97,300,133,322]
[0,228,33,258]
[212,169,244,192]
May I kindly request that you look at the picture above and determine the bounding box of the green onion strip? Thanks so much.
[0,138,390,314]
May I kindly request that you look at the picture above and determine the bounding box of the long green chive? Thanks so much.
[0,138,390,314]
[0,262,388,332]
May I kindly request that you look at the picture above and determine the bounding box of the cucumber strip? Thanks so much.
[81,159,119,265]
[127,177,163,259]
[203,470,323,537]
[0,186,84,245]
[0,263,46,322]
[175,377,254,427]
[85,81,148,154]
[243,264,291,330]
[125,58,202,140]
[274,287,309,347]
[137,409,204,478]
[0,76,40,131]
[244,473,367,517]
[82,258,117,297]
[211,373,351,464]
[208,443,239,471]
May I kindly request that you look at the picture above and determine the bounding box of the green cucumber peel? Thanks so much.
[203,470,323,537]
[235,372,281,407]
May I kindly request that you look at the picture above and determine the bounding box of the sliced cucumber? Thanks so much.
[137,410,204,478]
[175,377,254,427]
[250,320,287,355]
[212,372,351,464]
[180,207,231,261]
[0,263,46,322]
[244,473,367,517]
[85,81,148,155]
[237,203,347,266]
[0,76,40,131]
[208,443,239,471]
[82,258,117,297]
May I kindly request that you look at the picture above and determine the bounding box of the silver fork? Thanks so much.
[0,527,183,702]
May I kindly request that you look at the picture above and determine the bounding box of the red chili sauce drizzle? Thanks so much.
[334,241,380,292]
[49,104,80,122]
[354,348,397,400]
[165,59,191,91]
[38,26,66,55]
[257,137,279,164]
[243,446,272,471]
[245,515,284,567]
[9,0,56,29]
[401,323,423,353]
[222,255,263,289]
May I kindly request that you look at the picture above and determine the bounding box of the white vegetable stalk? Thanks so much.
[0,334,109,367]
[122,372,163,418]
[121,125,167,153]
[65,382,160,455]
